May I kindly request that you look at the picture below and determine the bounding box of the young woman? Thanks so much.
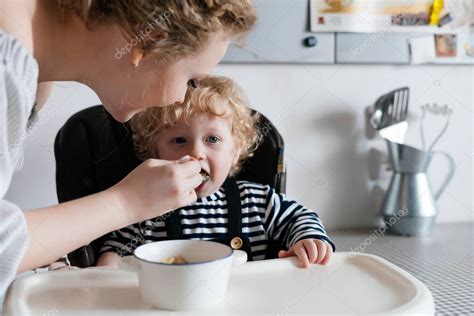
[0,0,255,298]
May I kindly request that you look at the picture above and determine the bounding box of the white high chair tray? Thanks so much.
[4,252,434,315]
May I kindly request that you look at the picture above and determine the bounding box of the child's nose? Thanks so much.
[189,143,206,160]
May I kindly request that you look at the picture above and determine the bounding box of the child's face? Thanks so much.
[154,113,239,198]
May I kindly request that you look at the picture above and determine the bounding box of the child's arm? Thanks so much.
[263,187,335,268]
[96,251,121,268]
[95,224,144,266]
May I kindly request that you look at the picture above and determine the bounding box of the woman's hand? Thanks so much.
[109,156,202,223]
[20,156,201,272]
[278,239,332,268]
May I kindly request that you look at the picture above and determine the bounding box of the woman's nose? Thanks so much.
[174,82,190,104]
[173,95,185,104]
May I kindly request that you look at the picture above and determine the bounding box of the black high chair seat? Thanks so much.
[54,105,286,267]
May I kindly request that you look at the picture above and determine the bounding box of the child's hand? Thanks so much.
[47,261,80,271]
[278,239,332,268]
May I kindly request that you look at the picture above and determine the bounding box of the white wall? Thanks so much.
[6,64,473,228]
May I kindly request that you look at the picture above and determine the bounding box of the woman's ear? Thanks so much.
[131,32,168,68]
[131,47,144,68]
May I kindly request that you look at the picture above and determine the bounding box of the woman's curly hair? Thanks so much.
[130,76,262,176]
[58,0,256,63]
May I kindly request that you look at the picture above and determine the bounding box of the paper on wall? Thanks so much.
[310,0,434,33]
[409,36,436,64]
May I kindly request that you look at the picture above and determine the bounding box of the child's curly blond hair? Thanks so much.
[130,76,262,176]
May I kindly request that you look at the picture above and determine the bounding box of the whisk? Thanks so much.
[420,103,453,151]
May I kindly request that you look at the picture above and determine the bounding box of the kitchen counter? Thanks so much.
[330,223,473,315]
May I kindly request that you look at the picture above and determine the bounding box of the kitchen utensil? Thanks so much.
[381,140,455,236]
[370,87,410,143]
[379,121,408,144]
[370,87,409,130]
[419,103,452,151]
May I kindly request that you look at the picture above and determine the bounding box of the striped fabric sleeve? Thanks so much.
[98,224,145,257]
[263,187,335,252]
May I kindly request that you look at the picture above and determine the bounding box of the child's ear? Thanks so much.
[232,145,243,166]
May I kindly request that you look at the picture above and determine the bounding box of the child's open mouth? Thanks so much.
[197,170,209,192]
[200,170,210,184]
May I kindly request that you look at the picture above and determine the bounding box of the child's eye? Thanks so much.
[206,135,220,144]
[172,137,187,144]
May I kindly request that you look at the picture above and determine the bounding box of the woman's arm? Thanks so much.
[19,158,202,272]
[21,189,127,271]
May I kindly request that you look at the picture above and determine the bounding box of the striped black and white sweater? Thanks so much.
[100,181,335,260]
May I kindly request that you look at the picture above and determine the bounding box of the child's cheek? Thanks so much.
[155,146,177,161]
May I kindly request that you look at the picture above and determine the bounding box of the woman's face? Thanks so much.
[91,33,230,122]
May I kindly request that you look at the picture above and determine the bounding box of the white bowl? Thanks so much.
[118,240,247,310]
